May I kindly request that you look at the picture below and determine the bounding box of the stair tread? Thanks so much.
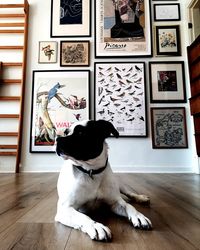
[0,23,24,27]
[0,114,19,118]
[0,152,17,156]
[1,62,22,67]
[0,14,25,18]
[0,144,18,149]
[0,96,20,101]
[0,79,22,84]
[0,132,18,136]
[0,4,24,8]
[0,29,24,33]
[0,46,24,49]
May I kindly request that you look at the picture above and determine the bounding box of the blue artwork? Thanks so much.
[60,0,82,25]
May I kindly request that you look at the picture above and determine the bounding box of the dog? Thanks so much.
[55,119,152,241]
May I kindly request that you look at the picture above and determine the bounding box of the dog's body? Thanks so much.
[55,120,152,241]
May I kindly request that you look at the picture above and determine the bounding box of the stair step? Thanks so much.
[0,96,20,101]
[0,145,18,149]
[2,62,22,67]
[0,151,17,156]
[0,14,25,18]
[0,23,24,27]
[0,79,22,84]
[0,132,18,136]
[0,29,24,34]
[0,114,19,118]
[0,46,24,49]
[0,4,24,8]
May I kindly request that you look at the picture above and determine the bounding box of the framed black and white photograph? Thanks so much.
[151,107,188,149]
[50,0,91,37]
[60,41,90,67]
[153,4,180,21]
[38,41,58,63]
[95,0,152,57]
[155,25,181,56]
[94,62,147,137]
[149,62,186,103]
[30,70,90,152]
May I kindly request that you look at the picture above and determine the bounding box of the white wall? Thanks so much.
[1,0,199,173]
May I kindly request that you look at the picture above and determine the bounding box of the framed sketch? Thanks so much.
[155,25,181,56]
[60,41,90,67]
[38,41,58,63]
[94,62,147,137]
[94,0,152,57]
[50,0,91,37]
[30,70,90,152]
[151,107,188,149]
[153,4,180,21]
[149,62,186,103]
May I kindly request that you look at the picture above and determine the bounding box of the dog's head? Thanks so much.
[56,120,119,161]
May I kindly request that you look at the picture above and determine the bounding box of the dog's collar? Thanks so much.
[73,158,108,179]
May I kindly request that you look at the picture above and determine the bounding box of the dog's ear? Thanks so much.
[90,120,119,139]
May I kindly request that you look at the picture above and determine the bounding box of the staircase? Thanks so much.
[0,0,29,172]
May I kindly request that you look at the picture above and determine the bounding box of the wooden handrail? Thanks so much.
[0,4,24,8]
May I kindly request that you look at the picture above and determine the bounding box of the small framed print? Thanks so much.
[154,4,180,21]
[156,25,181,56]
[149,62,186,103]
[60,41,90,67]
[50,0,91,37]
[95,0,152,57]
[94,62,147,137]
[151,107,188,149]
[30,70,90,153]
[38,41,58,63]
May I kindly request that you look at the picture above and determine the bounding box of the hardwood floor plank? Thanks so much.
[0,223,71,250]
[0,173,199,250]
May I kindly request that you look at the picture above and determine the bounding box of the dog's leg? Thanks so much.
[120,185,150,205]
[55,206,112,241]
[111,198,152,230]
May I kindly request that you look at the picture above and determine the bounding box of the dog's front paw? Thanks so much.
[130,212,152,230]
[85,222,112,241]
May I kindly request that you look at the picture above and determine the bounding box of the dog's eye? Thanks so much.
[64,128,69,136]
[74,125,85,136]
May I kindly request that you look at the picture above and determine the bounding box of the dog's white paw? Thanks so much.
[85,222,112,241]
[129,211,152,230]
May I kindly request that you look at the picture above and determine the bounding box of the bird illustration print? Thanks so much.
[95,63,146,136]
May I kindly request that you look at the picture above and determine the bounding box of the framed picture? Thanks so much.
[50,0,91,37]
[94,0,152,57]
[153,4,180,21]
[60,41,90,67]
[155,25,181,56]
[38,41,58,63]
[151,107,188,149]
[149,62,186,103]
[30,70,90,152]
[94,62,147,137]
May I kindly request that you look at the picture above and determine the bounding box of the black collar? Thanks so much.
[73,158,108,179]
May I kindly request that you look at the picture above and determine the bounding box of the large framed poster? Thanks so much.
[30,70,90,152]
[94,62,147,137]
[50,0,91,37]
[95,0,152,57]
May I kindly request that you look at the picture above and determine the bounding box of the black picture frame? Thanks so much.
[149,61,186,103]
[94,62,147,137]
[50,0,91,37]
[155,25,181,56]
[153,4,181,21]
[30,70,90,153]
[151,107,188,149]
[60,41,90,67]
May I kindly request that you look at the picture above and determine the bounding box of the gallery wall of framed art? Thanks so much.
[9,0,196,173]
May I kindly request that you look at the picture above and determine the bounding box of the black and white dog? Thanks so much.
[55,120,152,241]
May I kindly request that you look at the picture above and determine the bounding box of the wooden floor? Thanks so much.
[0,173,199,250]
